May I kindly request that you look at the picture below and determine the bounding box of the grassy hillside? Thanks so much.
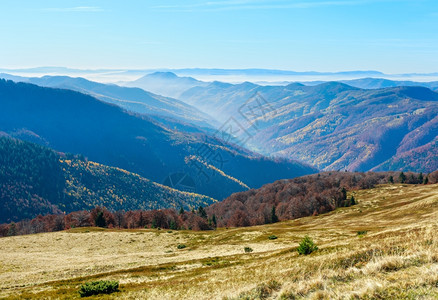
[1,183,437,299]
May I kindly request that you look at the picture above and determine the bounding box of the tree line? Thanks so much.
[2,170,436,237]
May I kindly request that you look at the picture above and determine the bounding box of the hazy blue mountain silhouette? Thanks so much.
[124,72,208,99]
[23,75,218,131]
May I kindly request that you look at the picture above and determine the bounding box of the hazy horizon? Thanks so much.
[2,66,438,84]
[1,0,437,73]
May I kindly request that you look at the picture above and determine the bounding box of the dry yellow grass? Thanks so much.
[0,183,437,299]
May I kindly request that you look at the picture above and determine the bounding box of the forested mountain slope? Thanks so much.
[180,81,438,172]
[0,137,216,223]
[0,74,217,131]
[0,79,315,200]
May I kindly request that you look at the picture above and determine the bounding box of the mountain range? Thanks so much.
[304,77,438,91]
[0,79,315,202]
[122,72,208,99]
[3,67,438,77]
[179,80,438,172]
[0,69,438,225]
[0,73,216,131]
[2,67,438,83]
[2,72,437,174]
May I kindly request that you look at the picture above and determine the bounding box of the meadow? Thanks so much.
[0,183,437,299]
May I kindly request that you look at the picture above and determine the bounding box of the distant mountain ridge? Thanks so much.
[302,77,438,91]
[0,74,217,131]
[2,71,436,173]
[2,67,438,84]
[170,69,385,77]
[0,68,386,76]
[123,72,208,99]
[0,79,316,201]
[180,81,438,172]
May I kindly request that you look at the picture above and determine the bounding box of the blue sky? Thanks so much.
[0,0,437,73]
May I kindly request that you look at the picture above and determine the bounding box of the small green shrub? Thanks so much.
[297,236,318,255]
[78,280,119,297]
[203,257,220,266]
[244,247,253,253]
[268,235,278,240]
[177,244,186,249]
[357,230,368,236]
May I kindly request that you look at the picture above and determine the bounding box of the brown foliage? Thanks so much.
[1,171,434,237]
[206,171,425,228]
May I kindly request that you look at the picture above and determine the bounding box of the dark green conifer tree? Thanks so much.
[399,172,406,183]
[198,206,207,219]
[389,176,394,184]
[271,206,279,223]
[95,211,106,228]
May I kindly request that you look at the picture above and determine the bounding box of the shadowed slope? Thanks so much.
[0,79,316,200]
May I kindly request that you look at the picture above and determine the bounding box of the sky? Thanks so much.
[0,0,437,73]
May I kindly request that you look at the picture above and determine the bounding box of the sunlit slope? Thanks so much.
[181,82,438,172]
[0,183,437,299]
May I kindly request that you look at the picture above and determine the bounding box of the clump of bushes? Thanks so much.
[357,230,368,236]
[297,236,318,255]
[78,280,119,297]
[203,257,221,266]
[244,247,253,253]
[268,235,278,240]
[177,244,186,249]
